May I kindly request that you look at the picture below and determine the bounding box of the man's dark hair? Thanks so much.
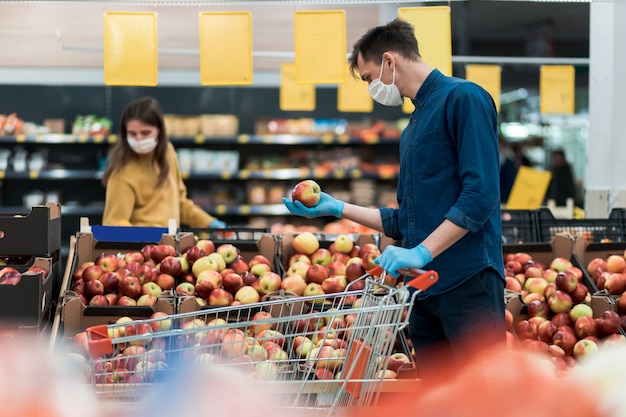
[348,18,421,77]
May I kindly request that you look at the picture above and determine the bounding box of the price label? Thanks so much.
[239,169,250,179]
[215,205,227,215]
[108,135,117,143]
[36,134,45,143]
[29,171,39,179]
[321,133,334,144]
[0,171,4,179]
[221,172,232,180]
[93,135,105,143]
[181,172,190,180]
[334,170,345,179]
[16,134,26,143]
[195,135,205,144]
[238,134,250,144]
[337,134,350,144]
[240,205,251,215]
[78,135,88,143]
[351,169,362,179]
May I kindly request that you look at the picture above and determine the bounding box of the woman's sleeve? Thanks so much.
[102,177,136,226]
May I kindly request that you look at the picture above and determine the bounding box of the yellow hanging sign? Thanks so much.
[280,62,316,111]
[506,166,552,210]
[465,65,501,112]
[199,12,253,86]
[104,11,158,86]
[540,65,575,114]
[398,6,452,76]
[294,10,346,84]
[337,64,373,112]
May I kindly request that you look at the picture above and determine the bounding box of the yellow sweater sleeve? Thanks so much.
[102,176,136,226]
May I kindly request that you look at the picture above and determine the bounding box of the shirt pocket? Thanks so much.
[412,130,455,177]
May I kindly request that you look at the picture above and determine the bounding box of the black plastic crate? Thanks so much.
[500,209,538,244]
[535,208,626,243]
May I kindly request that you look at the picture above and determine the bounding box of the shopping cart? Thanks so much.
[85,267,438,416]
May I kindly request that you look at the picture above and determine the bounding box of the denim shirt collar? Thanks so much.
[412,68,443,108]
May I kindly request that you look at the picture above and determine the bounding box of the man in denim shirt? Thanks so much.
[284,18,505,377]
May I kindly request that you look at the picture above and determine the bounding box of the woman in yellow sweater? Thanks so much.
[102,96,225,229]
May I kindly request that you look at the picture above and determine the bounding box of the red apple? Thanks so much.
[159,256,182,277]
[229,256,249,274]
[132,264,155,284]
[537,320,558,344]
[234,285,260,304]
[223,272,244,295]
[117,295,137,306]
[98,271,120,293]
[196,239,216,256]
[547,290,573,314]
[281,275,307,296]
[89,294,109,306]
[291,179,321,207]
[183,245,206,266]
[606,254,626,273]
[248,254,272,268]
[217,244,239,265]
[84,279,105,299]
[604,272,626,295]
[208,288,233,307]
[119,275,142,299]
[154,273,175,291]
[527,299,549,318]
[258,272,282,295]
[306,263,328,285]
[555,271,578,293]
[552,329,577,356]
[82,264,104,282]
[322,275,347,294]
[586,257,607,281]
[288,254,311,266]
[292,232,320,256]
[175,282,196,297]
[150,244,176,264]
[574,315,597,339]
[596,310,621,336]
[95,253,119,273]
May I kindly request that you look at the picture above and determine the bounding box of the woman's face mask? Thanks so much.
[127,136,158,154]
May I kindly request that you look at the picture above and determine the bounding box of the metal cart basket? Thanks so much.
[86,268,437,416]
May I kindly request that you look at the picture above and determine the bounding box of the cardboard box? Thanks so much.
[61,231,179,336]
[0,203,61,256]
[176,232,279,314]
[0,257,55,326]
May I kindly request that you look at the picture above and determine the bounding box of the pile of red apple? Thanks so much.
[176,239,282,307]
[504,251,625,372]
[282,232,383,298]
[585,252,626,331]
[71,243,182,307]
[0,264,49,285]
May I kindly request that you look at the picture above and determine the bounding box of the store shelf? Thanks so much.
[0,169,103,180]
[0,168,396,181]
[0,134,400,146]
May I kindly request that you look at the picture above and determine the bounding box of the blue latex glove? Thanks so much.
[282,192,344,219]
[208,220,226,229]
[375,243,433,278]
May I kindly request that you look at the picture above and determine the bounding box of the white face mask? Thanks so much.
[368,58,404,106]
[127,137,158,154]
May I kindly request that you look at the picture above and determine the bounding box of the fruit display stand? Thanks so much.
[535,207,626,243]
[0,203,62,331]
[58,223,180,338]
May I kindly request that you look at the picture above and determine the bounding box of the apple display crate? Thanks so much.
[535,208,626,244]
[85,269,438,415]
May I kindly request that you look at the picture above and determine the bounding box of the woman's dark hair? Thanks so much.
[102,96,170,187]
[348,18,421,77]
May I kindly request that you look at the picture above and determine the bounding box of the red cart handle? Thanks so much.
[368,266,438,291]
[86,324,114,358]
